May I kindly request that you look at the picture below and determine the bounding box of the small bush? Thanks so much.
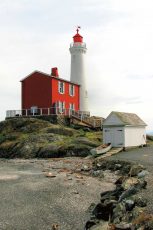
[0,134,6,144]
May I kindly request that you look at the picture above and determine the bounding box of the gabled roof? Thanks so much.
[20,70,80,86]
[104,111,147,126]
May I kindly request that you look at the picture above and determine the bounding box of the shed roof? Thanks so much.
[105,111,147,126]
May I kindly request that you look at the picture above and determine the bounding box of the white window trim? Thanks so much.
[69,84,75,96]
[58,81,65,94]
[59,101,65,113]
[69,103,75,110]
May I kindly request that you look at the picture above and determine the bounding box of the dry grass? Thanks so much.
[132,212,153,225]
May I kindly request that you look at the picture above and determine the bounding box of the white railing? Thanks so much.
[6,108,90,119]
[70,42,86,48]
[6,108,103,128]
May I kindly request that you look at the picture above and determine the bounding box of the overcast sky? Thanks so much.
[0,0,153,130]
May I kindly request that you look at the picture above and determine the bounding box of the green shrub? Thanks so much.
[0,134,6,144]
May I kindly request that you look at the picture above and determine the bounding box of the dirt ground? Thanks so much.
[0,157,115,230]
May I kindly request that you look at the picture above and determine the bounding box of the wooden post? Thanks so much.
[101,118,103,129]
[93,119,96,128]
[81,113,83,122]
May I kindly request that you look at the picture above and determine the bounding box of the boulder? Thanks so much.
[74,137,98,147]
[90,221,110,230]
[137,170,149,179]
[115,222,133,230]
[112,203,126,223]
[122,177,139,190]
[134,196,147,207]
[124,199,135,211]
[92,201,115,221]
[101,187,124,203]
[129,164,144,177]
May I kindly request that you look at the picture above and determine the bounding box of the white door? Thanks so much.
[104,127,124,147]
[113,127,124,147]
[104,128,113,145]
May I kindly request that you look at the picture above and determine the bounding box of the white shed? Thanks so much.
[103,111,147,148]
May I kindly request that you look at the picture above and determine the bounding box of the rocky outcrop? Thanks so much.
[85,160,153,230]
[0,118,102,158]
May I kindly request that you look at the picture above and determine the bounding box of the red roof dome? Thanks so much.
[73,27,83,43]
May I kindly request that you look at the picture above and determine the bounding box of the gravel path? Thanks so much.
[109,144,153,214]
[0,158,115,230]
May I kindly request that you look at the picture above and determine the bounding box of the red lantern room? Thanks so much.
[73,26,83,43]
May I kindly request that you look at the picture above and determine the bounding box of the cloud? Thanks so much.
[126,74,153,80]
[0,0,153,130]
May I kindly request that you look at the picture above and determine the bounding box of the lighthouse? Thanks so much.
[69,27,88,112]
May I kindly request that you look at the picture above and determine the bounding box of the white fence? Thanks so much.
[6,108,103,128]
[6,108,90,118]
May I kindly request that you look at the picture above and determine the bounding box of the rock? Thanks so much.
[67,177,73,180]
[135,179,147,189]
[115,164,122,169]
[115,170,120,175]
[85,220,97,230]
[144,219,153,230]
[92,200,115,221]
[124,199,135,211]
[93,160,132,175]
[122,177,139,190]
[75,174,84,179]
[47,126,75,136]
[118,186,138,202]
[129,164,144,177]
[112,203,126,223]
[37,144,63,158]
[72,190,79,194]
[115,222,133,230]
[0,118,102,159]
[45,172,56,178]
[52,224,59,230]
[137,170,149,178]
[75,137,98,147]
[85,161,149,230]
[134,196,147,207]
[115,176,127,185]
[90,221,110,230]
[92,170,104,178]
[81,165,90,171]
[101,187,124,203]
[131,206,145,220]
[87,203,97,214]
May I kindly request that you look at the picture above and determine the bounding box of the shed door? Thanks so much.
[113,128,124,147]
[104,127,124,147]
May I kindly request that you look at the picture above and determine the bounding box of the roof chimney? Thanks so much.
[51,67,59,77]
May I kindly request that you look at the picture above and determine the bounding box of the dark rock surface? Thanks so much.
[0,118,102,158]
[85,160,153,230]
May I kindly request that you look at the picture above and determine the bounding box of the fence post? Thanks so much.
[101,118,103,129]
[81,113,83,122]
[94,119,96,128]
[48,108,50,115]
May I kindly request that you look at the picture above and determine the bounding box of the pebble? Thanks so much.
[45,172,56,178]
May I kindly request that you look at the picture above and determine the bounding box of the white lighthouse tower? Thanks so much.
[69,27,88,112]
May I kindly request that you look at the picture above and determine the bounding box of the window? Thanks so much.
[69,103,75,110]
[31,106,38,115]
[58,101,65,113]
[58,81,65,94]
[69,84,75,96]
